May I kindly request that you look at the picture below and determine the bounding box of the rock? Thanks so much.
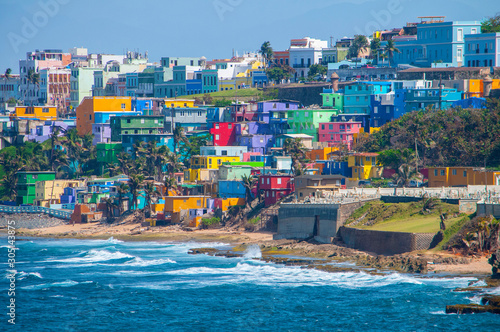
[446,304,500,314]
[481,296,500,307]
[488,249,500,277]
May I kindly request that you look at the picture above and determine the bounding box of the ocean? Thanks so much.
[2,236,500,331]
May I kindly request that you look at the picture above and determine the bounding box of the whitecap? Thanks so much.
[124,257,176,267]
[50,249,134,264]
[22,280,79,290]
[242,244,262,259]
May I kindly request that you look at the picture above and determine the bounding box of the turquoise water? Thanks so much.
[2,237,500,331]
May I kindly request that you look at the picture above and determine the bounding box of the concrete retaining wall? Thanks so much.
[274,200,368,243]
[339,227,436,255]
[477,203,500,218]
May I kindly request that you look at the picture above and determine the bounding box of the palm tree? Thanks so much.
[393,163,419,187]
[173,126,189,155]
[143,182,158,218]
[370,38,381,65]
[241,174,257,206]
[117,182,130,215]
[348,35,369,68]
[128,173,145,211]
[282,137,307,175]
[163,176,177,197]
[384,39,401,67]
[25,69,40,105]
[259,41,274,71]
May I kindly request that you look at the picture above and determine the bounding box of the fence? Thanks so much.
[0,205,72,220]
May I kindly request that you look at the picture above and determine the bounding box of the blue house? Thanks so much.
[330,113,371,133]
[218,180,246,199]
[404,88,462,112]
[393,18,481,68]
[252,70,268,87]
[343,82,392,115]
[464,32,500,68]
[322,161,352,178]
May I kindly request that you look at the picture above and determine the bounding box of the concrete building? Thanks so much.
[289,37,328,81]
[464,32,500,68]
[163,107,207,133]
[0,74,21,108]
[200,146,248,160]
[318,121,362,149]
[34,179,85,207]
[39,68,71,113]
[428,167,500,187]
[393,17,481,67]
[16,171,56,205]
[287,108,339,141]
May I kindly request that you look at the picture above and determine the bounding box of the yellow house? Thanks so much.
[190,156,240,170]
[348,153,383,181]
[164,99,196,108]
[217,197,246,212]
[12,106,57,121]
[34,179,86,207]
[428,167,500,187]
[76,96,133,136]
[183,168,220,182]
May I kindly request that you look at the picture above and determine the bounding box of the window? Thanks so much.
[127,119,131,124]
[434,170,438,176]
[215,124,219,129]
[121,103,126,109]
[452,169,457,175]
[440,170,445,176]
[277,178,282,185]
[457,48,463,61]
[228,123,232,129]
[141,119,145,124]
[89,114,92,120]
[457,28,463,42]
[463,171,467,177]
[262,178,264,184]
[215,134,219,140]
[471,28,477,34]
[374,106,378,114]
[267,178,270,185]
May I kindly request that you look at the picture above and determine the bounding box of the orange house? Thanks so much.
[306,147,339,161]
[76,96,133,136]
[12,106,57,120]
[467,79,500,98]
[428,167,500,187]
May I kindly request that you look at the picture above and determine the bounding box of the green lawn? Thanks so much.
[348,200,466,233]
[357,215,462,233]
[177,87,278,100]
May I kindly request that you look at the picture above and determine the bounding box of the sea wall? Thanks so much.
[277,84,329,106]
[476,203,500,218]
[339,227,436,255]
[274,200,368,243]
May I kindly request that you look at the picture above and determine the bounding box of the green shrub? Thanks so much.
[248,217,260,225]
[201,217,220,226]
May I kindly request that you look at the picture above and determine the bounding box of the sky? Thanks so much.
[0,0,498,74]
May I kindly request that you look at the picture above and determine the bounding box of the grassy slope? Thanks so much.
[346,200,465,234]
[177,87,278,101]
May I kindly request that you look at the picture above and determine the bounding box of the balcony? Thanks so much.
[292,63,311,69]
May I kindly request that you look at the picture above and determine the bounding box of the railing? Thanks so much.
[0,205,72,220]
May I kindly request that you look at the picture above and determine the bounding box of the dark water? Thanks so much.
[1,237,500,331]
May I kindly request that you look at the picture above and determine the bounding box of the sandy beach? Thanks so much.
[9,220,493,276]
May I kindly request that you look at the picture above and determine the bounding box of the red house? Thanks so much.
[259,174,295,206]
[210,122,236,146]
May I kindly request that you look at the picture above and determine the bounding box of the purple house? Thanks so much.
[237,134,275,154]
[60,186,86,204]
[26,120,75,143]
[92,123,112,145]
[257,100,299,123]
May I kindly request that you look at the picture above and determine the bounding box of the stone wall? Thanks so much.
[339,227,436,255]
[274,200,369,243]
[277,84,330,106]
[397,68,494,81]
[328,68,397,81]
[476,203,500,218]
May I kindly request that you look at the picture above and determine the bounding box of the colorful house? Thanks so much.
[209,122,236,146]
[110,115,165,142]
[428,167,500,187]
[259,174,295,207]
[343,82,392,115]
[200,146,247,160]
[257,100,299,124]
[164,99,196,108]
[295,174,346,200]
[218,180,247,199]
[348,153,383,181]
[15,171,55,205]
[11,106,57,121]
[34,179,85,207]
[76,96,138,136]
[287,109,339,141]
[163,195,209,223]
[404,88,462,112]
[306,147,340,161]
[190,155,240,170]
[318,121,362,150]
[218,165,253,181]
[320,89,344,111]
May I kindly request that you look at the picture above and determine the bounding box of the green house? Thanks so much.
[110,115,165,142]
[96,142,122,164]
[287,109,339,142]
[321,91,344,111]
[16,171,56,205]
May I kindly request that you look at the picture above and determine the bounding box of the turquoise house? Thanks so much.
[343,82,392,115]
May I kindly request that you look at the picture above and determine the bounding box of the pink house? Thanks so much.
[318,121,362,150]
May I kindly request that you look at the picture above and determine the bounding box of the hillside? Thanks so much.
[356,99,500,168]
[177,87,278,102]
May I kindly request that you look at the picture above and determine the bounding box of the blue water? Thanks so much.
[2,237,500,331]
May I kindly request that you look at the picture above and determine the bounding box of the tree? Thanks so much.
[173,126,189,155]
[307,64,327,81]
[267,67,286,84]
[143,182,158,218]
[128,173,145,211]
[241,174,257,206]
[259,41,274,70]
[117,182,130,215]
[2,68,12,103]
[282,137,308,175]
[348,35,369,68]
[384,39,401,67]
[481,13,500,33]
[370,38,381,64]
[163,176,177,197]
